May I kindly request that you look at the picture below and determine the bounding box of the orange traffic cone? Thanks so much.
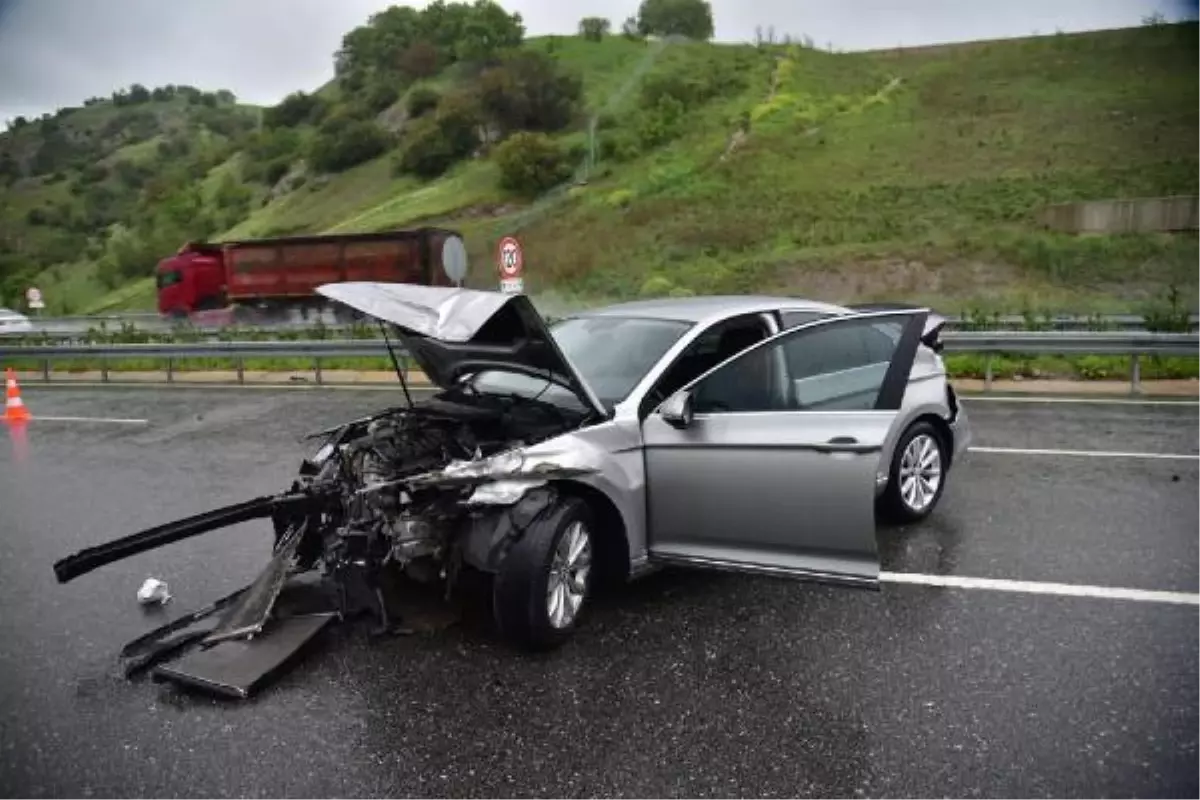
[4,368,31,423]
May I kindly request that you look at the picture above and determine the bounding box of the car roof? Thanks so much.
[567,295,853,325]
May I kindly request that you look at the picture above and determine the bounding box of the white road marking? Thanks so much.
[962,395,1198,407]
[880,572,1200,606]
[969,445,1198,461]
[30,415,150,425]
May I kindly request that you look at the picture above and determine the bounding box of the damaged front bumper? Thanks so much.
[51,444,599,700]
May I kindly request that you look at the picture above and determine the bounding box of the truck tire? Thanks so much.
[492,496,596,651]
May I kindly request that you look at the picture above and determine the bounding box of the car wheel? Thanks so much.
[880,420,947,524]
[492,496,595,651]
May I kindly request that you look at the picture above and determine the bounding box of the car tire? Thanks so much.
[492,496,596,651]
[880,420,948,524]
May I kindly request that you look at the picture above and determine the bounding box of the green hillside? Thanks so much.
[0,3,1195,317]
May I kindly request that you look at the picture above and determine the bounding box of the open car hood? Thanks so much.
[316,282,608,418]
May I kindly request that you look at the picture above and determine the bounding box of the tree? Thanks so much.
[493,131,573,196]
[477,50,583,134]
[635,0,714,40]
[397,41,440,79]
[579,17,611,41]
[264,91,327,128]
[128,84,151,104]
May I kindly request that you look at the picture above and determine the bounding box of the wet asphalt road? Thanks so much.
[0,386,1196,798]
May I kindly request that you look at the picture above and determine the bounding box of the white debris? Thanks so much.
[136,577,171,605]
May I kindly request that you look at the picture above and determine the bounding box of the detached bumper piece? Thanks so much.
[153,612,336,700]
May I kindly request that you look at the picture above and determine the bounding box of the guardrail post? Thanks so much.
[984,354,994,392]
[1130,354,1141,396]
[42,359,50,382]
[314,356,323,386]
[166,357,174,383]
[236,357,245,385]
[101,358,109,384]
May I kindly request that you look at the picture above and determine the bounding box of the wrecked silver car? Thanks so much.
[52,284,970,698]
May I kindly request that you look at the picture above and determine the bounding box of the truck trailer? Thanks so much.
[155,227,468,323]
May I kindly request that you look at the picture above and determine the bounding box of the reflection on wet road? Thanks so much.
[0,387,1196,798]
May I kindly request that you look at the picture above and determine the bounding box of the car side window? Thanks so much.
[641,314,770,414]
[691,317,906,414]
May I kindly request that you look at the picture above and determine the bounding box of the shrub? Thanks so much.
[478,50,583,134]
[364,83,401,114]
[493,132,573,196]
[264,91,327,128]
[398,41,441,79]
[407,86,441,118]
[309,120,392,173]
[395,95,481,180]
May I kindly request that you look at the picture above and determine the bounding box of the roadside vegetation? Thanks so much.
[0,1,1195,318]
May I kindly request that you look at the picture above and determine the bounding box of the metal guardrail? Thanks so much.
[20,311,1200,338]
[0,331,1195,393]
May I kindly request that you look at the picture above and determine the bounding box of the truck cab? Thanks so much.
[156,243,227,318]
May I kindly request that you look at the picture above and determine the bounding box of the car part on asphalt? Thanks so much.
[51,284,970,699]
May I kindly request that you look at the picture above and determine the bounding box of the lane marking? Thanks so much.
[30,415,150,425]
[969,445,1198,461]
[880,572,1200,606]
[962,395,1198,407]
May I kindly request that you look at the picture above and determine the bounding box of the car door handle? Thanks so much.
[813,436,879,454]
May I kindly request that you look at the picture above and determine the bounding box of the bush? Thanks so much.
[309,120,392,173]
[407,87,441,118]
[493,132,573,196]
[398,41,441,79]
[364,83,401,114]
[264,91,327,128]
[395,94,482,179]
[478,50,583,134]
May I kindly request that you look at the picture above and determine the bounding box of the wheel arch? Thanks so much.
[550,479,631,586]
[911,411,955,469]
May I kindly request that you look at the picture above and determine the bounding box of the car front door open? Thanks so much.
[640,309,929,588]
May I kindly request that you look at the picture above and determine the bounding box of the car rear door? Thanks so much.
[641,309,929,588]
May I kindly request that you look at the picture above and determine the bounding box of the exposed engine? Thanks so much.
[304,392,586,631]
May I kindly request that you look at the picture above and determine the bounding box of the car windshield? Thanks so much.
[465,315,693,412]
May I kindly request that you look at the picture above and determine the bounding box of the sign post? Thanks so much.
[496,236,524,294]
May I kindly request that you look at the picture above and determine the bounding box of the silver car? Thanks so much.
[53,284,972,692]
[315,284,972,645]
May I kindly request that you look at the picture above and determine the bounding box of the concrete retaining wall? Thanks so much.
[1037,195,1199,234]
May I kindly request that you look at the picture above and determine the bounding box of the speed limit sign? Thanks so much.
[497,236,523,278]
[496,236,524,294]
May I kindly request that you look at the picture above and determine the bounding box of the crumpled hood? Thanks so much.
[317,282,607,418]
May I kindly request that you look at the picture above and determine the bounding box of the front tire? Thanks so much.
[493,496,595,651]
[880,420,948,524]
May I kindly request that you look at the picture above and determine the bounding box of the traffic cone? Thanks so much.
[4,368,32,423]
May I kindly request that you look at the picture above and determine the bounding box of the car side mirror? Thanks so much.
[660,390,694,429]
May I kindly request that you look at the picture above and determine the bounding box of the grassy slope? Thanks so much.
[82,23,1200,314]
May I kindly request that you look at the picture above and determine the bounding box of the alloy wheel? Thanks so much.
[899,433,943,513]
[546,520,592,629]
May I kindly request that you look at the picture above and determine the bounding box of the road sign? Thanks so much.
[496,236,523,280]
[26,287,44,310]
[500,277,524,295]
[441,235,468,285]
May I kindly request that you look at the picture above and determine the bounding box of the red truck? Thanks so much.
[155,227,468,323]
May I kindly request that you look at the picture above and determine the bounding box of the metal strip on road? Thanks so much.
[969,445,1199,461]
[880,572,1200,606]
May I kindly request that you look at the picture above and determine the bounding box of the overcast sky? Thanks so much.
[0,0,1195,126]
